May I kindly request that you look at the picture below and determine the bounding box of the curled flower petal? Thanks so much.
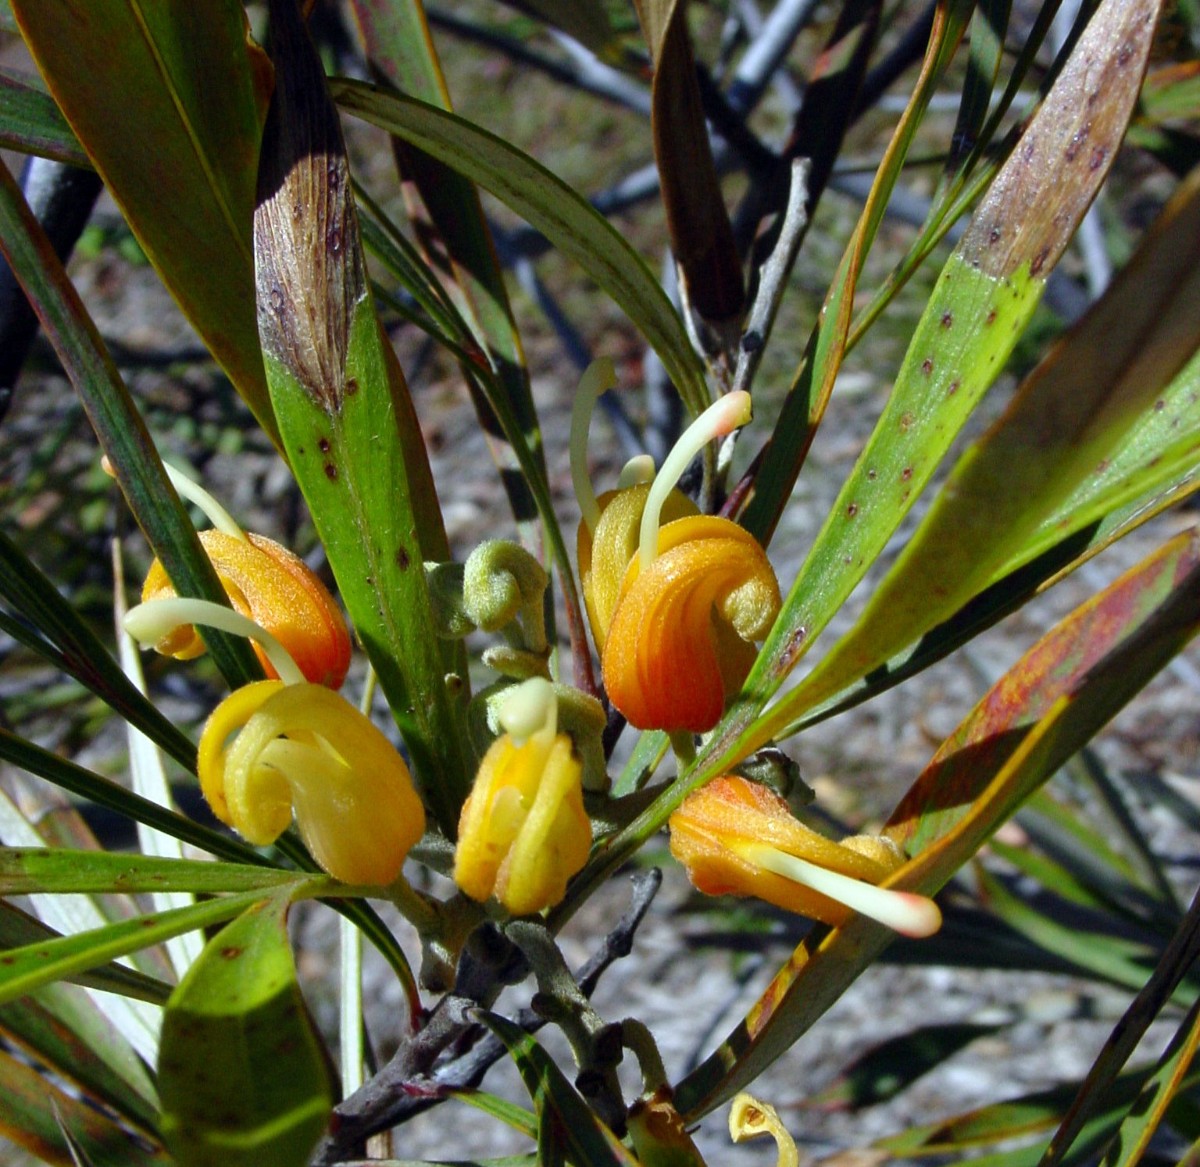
[576,484,698,654]
[669,776,941,937]
[454,679,591,915]
[197,681,425,885]
[729,1094,798,1167]
[142,530,351,689]
[602,517,780,732]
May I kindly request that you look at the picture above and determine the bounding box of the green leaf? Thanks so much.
[12,0,276,436]
[254,0,472,830]
[0,162,262,691]
[772,165,1200,723]
[975,867,1171,998]
[0,900,171,1005]
[878,1070,1182,1167]
[730,0,1162,760]
[0,847,326,897]
[1035,882,1200,1167]
[347,6,593,678]
[448,1089,538,1140]
[673,530,1200,1119]
[1099,998,1200,1167]
[0,981,159,1130]
[0,67,88,166]
[158,894,333,1167]
[739,0,973,547]
[0,525,197,773]
[479,1011,641,1167]
[330,77,711,419]
[0,888,283,1007]
[0,726,270,867]
[809,1022,1003,1110]
[0,1047,169,1167]
[350,1,545,525]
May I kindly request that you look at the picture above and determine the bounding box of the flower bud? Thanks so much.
[454,678,591,915]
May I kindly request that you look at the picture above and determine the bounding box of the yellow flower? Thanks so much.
[197,679,425,885]
[143,529,351,690]
[571,371,780,733]
[729,1094,798,1167]
[454,678,591,915]
[669,776,941,937]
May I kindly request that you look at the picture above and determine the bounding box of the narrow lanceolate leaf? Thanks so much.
[479,1011,642,1167]
[738,0,973,549]
[255,0,471,830]
[1037,883,1200,1167]
[12,0,275,436]
[674,531,1200,1119]
[0,727,267,868]
[0,783,164,1060]
[0,982,159,1131]
[0,901,171,1005]
[0,161,262,691]
[1098,995,1200,1167]
[768,158,1200,726]
[158,895,333,1167]
[348,2,590,686]
[0,1048,169,1167]
[877,1068,1170,1157]
[729,0,1162,765]
[638,0,744,333]
[330,77,711,418]
[0,889,275,1007]
[0,68,88,166]
[0,847,325,897]
[0,527,197,773]
[350,0,545,528]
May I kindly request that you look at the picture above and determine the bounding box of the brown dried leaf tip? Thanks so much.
[253,0,365,413]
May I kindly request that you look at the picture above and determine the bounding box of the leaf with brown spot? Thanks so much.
[961,0,1160,278]
[254,0,472,830]
[159,894,333,1167]
[675,530,1200,1119]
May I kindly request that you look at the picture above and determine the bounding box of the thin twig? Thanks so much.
[733,159,811,398]
[313,870,662,1164]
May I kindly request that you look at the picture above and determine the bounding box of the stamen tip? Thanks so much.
[122,600,169,645]
[714,390,753,436]
[887,892,943,939]
[498,677,556,742]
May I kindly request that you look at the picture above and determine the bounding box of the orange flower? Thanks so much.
[576,482,699,654]
[669,776,941,937]
[602,515,779,732]
[197,680,424,885]
[571,373,780,733]
[454,679,591,915]
[142,529,350,689]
